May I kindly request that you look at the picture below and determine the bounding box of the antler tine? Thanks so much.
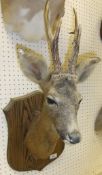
[68,9,81,75]
[44,0,62,73]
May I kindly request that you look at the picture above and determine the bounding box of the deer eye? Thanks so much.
[46,97,57,105]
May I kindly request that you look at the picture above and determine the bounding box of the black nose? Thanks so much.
[68,131,81,144]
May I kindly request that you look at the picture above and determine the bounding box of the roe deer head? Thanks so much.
[17,0,101,144]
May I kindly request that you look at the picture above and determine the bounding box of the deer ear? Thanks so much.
[17,44,49,84]
[76,57,101,83]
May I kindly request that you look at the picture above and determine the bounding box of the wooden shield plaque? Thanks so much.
[3,91,65,171]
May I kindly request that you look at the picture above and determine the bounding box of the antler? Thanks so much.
[68,9,81,75]
[44,0,62,73]
[63,9,81,75]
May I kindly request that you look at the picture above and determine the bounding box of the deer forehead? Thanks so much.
[52,77,77,92]
[47,78,80,101]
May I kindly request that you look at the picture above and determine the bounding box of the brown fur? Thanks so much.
[25,106,59,159]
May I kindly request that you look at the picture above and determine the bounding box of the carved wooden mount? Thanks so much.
[3,91,65,171]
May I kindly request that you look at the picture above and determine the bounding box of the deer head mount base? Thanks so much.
[3,91,65,171]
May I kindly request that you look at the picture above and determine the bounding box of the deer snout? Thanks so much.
[58,129,81,144]
[67,130,81,144]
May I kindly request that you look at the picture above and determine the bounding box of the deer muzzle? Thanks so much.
[67,130,81,144]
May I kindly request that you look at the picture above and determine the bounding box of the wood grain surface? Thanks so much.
[3,91,65,171]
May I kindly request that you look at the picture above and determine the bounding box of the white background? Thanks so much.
[0,0,102,175]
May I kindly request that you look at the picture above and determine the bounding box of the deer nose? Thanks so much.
[68,131,81,144]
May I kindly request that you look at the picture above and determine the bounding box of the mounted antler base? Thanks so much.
[3,91,65,171]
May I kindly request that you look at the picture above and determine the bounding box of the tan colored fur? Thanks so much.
[25,107,59,159]
[1,0,65,41]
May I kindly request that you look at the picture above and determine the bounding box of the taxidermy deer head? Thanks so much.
[1,0,65,41]
[17,0,101,144]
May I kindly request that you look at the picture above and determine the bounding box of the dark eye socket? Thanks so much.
[46,97,57,105]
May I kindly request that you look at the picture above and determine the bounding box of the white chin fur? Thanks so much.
[63,136,71,144]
